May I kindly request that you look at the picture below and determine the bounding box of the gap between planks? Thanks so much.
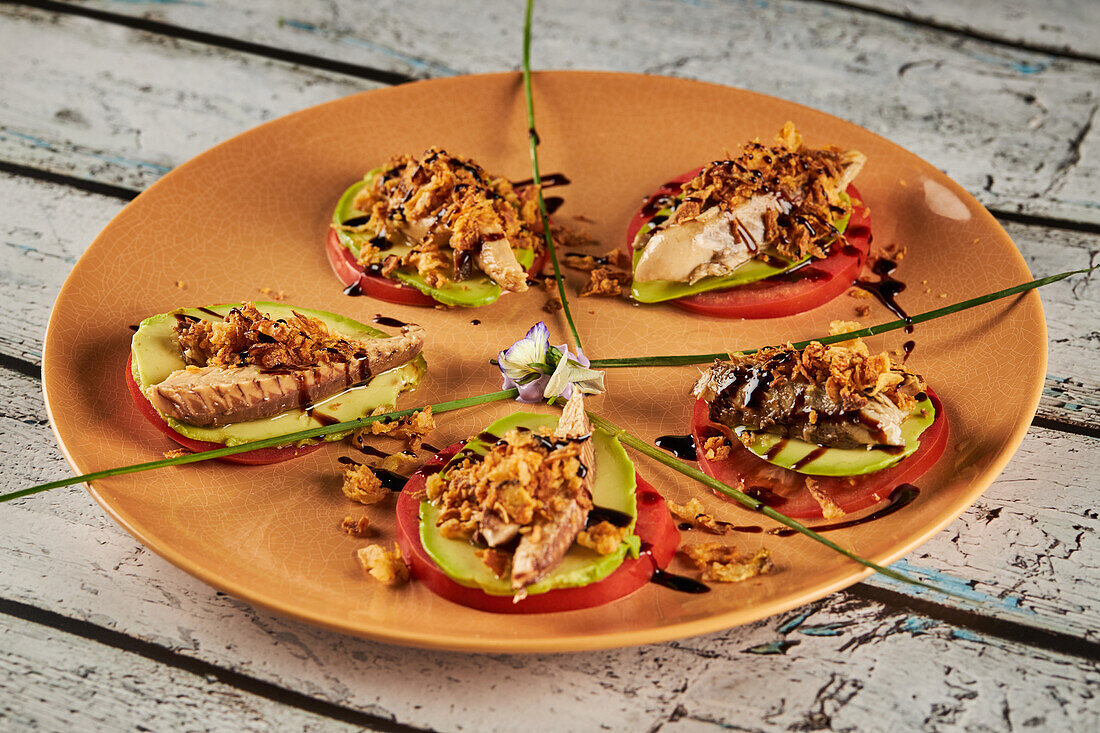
[802,0,1100,64]
[7,0,418,86]
[0,596,429,733]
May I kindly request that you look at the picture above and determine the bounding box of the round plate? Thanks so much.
[42,72,1045,652]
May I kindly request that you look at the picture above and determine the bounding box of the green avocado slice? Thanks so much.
[735,397,936,476]
[419,412,640,597]
[130,302,426,447]
[333,175,535,307]
[630,193,851,304]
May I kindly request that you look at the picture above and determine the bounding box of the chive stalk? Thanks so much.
[522,0,582,352]
[589,264,1097,368]
[0,389,518,504]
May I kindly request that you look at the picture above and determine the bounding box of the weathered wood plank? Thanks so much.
[0,612,362,733]
[2,169,1096,430]
[0,4,370,191]
[844,0,1100,59]
[42,0,1100,223]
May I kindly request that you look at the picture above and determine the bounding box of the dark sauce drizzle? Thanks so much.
[902,340,916,363]
[769,484,920,536]
[655,434,698,461]
[587,506,633,528]
[372,315,408,328]
[651,569,710,594]
[337,456,408,491]
[855,258,913,333]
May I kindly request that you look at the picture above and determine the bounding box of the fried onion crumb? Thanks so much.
[580,267,632,297]
[341,463,389,505]
[476,548,511,579]
[667,497,730,535]
[576,521,630,554]
[357,543,409,585]
[682,544,774,583]
[358,407,435,450]
[162,448,191,459]
[804,477,846,520]
[702,435,732,461]
[341,515,371,536]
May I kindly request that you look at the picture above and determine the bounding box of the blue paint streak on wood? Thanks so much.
[777,609,813,634]
[0,128,172,175]
[798,623,853,637]
[900,616,939,634]
[880,560,1036,615]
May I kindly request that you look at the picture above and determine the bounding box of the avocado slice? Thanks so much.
[735,397,936,476]
[419,413,640,596]
[630,193,852,304]
[334,174,535,307]
[130,302,426,447]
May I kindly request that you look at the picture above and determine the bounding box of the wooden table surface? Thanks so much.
[1,1,1097,730]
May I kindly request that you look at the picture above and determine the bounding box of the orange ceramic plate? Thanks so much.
[42,73,1045,652]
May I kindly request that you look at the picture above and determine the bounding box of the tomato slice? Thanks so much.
[626,171,871,319]
[396,443,681,613]
[326,229,549,308]
[691,389,948,519]
[124,355,322,465]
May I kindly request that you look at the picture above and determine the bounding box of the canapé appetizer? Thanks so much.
[328,148,547,307]
[691,336,948,518]
[127,302,426,464]
[395,393,680,612]
[628,123,871,318]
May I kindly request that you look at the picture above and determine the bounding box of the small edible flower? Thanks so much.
[498,322,606,403]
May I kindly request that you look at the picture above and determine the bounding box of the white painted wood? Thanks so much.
[0,613,360,732]
[849,0,1100,57]
[0,5,371,191]
[39,0,1100,223]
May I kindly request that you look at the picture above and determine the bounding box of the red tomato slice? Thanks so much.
[326,229,549,308]
[125,355,322,465]
[691,389,948,519]
[396,443,681,613]
[626,170,872,319]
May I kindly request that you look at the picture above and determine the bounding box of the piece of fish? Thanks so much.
[633,195,778,284]
[695,357,920,449]
[400,219,528,293]
[510,391,596,591]
[634,149,866,285]
[146,325,424,427]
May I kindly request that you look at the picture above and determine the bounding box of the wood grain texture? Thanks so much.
[46,0,1100,223]
[843,0,1100,58]
[0,613,359,733]
[0,4,370,191]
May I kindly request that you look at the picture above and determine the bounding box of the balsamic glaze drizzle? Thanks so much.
[372,315,408,328]
[855,258,913,333]
[655,434,698,461]
[769,484,920,536]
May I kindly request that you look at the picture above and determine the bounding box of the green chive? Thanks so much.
[583,408,976,602]
[1,389,518,504]
[522,0,582,352]
[589,264,1098,368]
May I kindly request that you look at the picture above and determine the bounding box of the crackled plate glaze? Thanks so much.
[43,73,1045,652]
